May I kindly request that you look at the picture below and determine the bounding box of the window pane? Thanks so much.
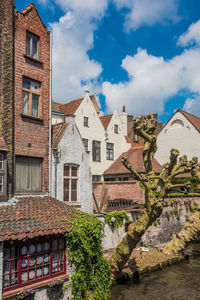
[71,190,77,202]
[22,91,30,115]
[64,178,69,190]
[0,176,3,193]
[71,179,77,201]
[32,35,39,59]
[71,166,77,177]
[31,80,40,93]
[0,153,3,170]
[26,33,31,56]
[30,158,41,191]
[64,165,69,176]
[32,94,39,117]
[64,191,69,201]
[23,77,31,90]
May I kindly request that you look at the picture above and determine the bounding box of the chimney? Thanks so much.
[85,90,90,97]
[123,106,126,113]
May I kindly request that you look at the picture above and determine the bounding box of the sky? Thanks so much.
[15,0,200,123]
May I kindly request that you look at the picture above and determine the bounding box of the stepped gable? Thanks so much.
[100,114,113,130]
[0,196,79,242]
[104,146,162,175]
[52,122,69,149]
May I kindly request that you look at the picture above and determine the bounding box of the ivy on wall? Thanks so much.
[103,210,130,230]
[64,212,111,300]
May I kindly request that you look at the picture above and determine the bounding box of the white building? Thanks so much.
[53,91,131,181]
[51,116,93,213]
[155,109,200,165]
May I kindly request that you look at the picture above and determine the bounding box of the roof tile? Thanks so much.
[100,114,113,130]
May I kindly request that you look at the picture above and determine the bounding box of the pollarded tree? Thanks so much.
[109,113,199,276]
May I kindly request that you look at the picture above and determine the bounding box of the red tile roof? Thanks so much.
[0,137,7,151]
[0,196,78,242]
[52,101,63,114]
[178,109,200,133]
[52,122,69,149]
[100,114,113,130]
[55,95,99,116]
[104,146,162,175]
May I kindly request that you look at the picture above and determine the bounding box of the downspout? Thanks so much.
[92,191,107,215]
[48,30,52,196]
[54,150,58,199]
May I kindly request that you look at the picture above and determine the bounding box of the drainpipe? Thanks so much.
[92,191,107,215]
[53,149,58,199]
[48,30,52,196]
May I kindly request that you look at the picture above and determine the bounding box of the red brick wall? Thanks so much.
[14,5,50,193]
[93,181,145,204]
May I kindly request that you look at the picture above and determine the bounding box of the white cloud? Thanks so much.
[49,1,109,102]
[178,20,200,47]
[113,0,179,31]
[102,47,200,116]
[183,96,200,117]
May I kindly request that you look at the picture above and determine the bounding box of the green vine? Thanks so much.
[103,210,130,230]
[64,212,111,300]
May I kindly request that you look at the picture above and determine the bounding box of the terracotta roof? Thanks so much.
[100,114,113,130]
[0,137,7,151]
[52,122,69,148]
[0,196,78,242]
[104,146,162,175]
[52,101,63,114]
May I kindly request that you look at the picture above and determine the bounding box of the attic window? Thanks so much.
[114,124,119,134]
[26,31,39,60]
[84,117,89,127]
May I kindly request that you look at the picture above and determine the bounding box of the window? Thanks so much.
[133,133,138,142]
[84,117,89,127]
[3,236,65,292]
[16,157,42,192]
[63,165,78,202]
[114,124,118,133]
[106,143,114,160]
[0,176,3,192]
[82,138,88,151]
[92,175,101,182]
[22,77,41,118]
[26,31,39,59]
[0,153,3,170]
[92,140,101,162]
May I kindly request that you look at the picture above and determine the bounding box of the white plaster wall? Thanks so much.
[155,111,200,165]
[74,93,131,177]
[0,243,3,300]
[52,113,64,125]
[51,120,93,214]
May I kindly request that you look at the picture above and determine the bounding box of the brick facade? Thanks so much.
[14,4,50,193]
[0,0,15,200]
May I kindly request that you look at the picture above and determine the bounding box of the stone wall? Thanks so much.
[142,197,200,247]
[0,0,15,200]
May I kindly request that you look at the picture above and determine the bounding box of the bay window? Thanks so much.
[3,236,66,292]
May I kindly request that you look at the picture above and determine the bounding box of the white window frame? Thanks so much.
[63,164,79,202]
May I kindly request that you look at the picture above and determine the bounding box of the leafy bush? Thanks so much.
[103,210,130,230]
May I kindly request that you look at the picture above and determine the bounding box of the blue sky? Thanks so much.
[15,0,200,123]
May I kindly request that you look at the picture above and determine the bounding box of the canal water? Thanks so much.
[110,244,200,300]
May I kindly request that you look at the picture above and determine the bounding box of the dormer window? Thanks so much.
[84,117,89,127]
[26,31,39,60]
[114,124,118,133]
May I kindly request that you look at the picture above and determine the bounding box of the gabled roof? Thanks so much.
[52,101,64,114]
[0,137,7,151]
[100,114,113,130]
[17,3,47,29]
[52,122,69,149]
[162,109,200,133]
[0,196,78,242]
[55,95,100,116]
[104,146,162,175]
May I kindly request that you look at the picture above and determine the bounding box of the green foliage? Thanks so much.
[191,203,199,214]
[103,210,130,230]
[64,213,111,300]
[139,181,145,190]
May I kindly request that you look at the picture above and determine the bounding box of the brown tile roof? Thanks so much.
[52,101,63,114]
[0,137,7,151]
[0,196,78,242]
[100,114,113,130]
[104,146,162,175]
[52,122,69,149]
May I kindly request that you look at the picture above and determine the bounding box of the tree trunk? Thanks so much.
[163,211,200,254]
[109,203,162,277]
